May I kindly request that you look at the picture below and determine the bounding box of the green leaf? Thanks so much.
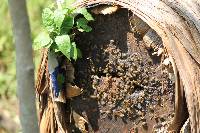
[70,42,78,60]
[61,16,74,34]
[33,32,52,50]
[42,8,55,32]
[77,48,82,58]
[50,43,59,52]
[54,9,66,30]
[55,35,71,59]
[76,18,92,32]
[75,8,94,21]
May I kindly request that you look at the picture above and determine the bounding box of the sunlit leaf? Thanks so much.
[54,9,66,30]
[33,32,52,50]
[55,35,71,59]
[42,8,55,32]
[75,8,94,21]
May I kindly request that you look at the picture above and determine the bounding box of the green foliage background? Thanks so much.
[0,0,51,98]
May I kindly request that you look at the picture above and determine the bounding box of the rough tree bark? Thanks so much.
[8,0,39,132]
[75,0,200,132]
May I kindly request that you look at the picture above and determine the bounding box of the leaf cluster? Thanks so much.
[34,0,94,60]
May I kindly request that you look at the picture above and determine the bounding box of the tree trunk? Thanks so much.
[75,0,200,132]
[8,0,39,132]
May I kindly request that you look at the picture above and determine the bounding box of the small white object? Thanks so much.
[157,48,164,56]
[163,58,170,66]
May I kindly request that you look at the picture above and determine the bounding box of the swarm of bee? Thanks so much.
[73,10,174,121]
